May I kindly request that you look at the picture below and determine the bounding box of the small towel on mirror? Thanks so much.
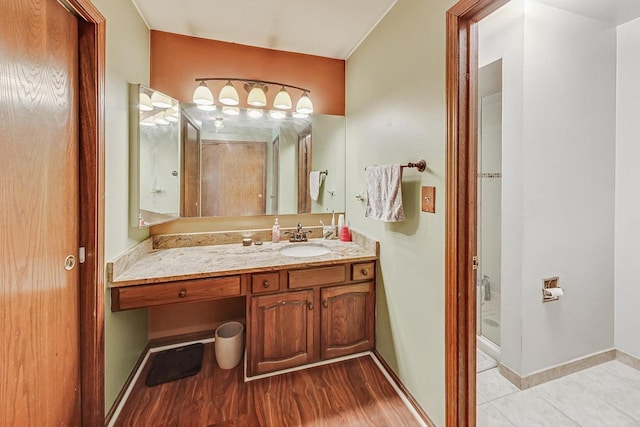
[309,170,324,201]
[365,164,405,222]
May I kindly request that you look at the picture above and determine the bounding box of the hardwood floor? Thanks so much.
[115,344,421,426]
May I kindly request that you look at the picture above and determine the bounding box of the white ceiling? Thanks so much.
[131,0,397,59]
[535,0,640,26]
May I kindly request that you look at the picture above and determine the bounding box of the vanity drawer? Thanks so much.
[352,262,375,281]
[251,272,281,294]
[112,276,241,311]
[288,265,347,289]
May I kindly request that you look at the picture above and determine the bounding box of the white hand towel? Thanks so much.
[365,164,405,222]
[309,170,324,201]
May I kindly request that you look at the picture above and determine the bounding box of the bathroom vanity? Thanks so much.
[108,233,378,377]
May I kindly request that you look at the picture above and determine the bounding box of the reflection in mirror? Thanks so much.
[129,84,181,227]
[180,103,345,217]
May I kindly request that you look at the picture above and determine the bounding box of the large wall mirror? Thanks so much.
[129,84,181,227]
[130,84,346,227]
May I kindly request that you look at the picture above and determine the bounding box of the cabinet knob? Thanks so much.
[178,289,187,298]
[322,300,328,308]
[361,269,368,276]
[308,302,314,310]
[263,280,270,288]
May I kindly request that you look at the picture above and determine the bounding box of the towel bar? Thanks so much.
[365,159,427,172]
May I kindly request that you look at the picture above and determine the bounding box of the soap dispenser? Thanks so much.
[272,218,280,243]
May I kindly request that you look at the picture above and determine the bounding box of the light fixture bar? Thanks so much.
[194,77,311,95]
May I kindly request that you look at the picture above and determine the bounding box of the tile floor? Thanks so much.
[477,361,640,426]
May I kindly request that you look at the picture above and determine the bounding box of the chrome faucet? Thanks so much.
[285,223,313,242]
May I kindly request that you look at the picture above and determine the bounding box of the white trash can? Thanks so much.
[214,321,244,370]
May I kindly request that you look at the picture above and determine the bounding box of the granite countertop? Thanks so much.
[108,236,378,287]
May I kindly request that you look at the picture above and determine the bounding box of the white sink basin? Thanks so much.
[279,243,331,258]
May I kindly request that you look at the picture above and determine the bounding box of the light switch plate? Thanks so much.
[422,186,435,213]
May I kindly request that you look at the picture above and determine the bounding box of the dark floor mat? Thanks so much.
[145,343,204,387]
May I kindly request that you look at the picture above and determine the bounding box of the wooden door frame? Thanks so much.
[445,0,508,425]
[66,0,106,424]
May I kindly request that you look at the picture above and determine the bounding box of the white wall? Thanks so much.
[92,0,151,411]
[479,0,526,374]
[520,0,616,375]
[346,0,455,423]
[480,0,617,376]
[615,16,640,359]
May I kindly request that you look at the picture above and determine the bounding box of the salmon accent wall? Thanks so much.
[150,30,345,115]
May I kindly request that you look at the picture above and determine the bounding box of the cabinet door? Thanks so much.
[321,282,375,360]
[249,290,314,375]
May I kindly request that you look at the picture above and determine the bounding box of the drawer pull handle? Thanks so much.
[308,302,314,310]
[361,269,368,276]
[178,289,187,298]
[263,280,270,288]
[322,300,328,308]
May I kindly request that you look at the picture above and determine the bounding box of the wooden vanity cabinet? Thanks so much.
[320,281,375,359]
[247,261,376,377]
[249,290,315,375]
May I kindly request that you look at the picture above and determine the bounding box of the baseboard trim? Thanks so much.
[104,341,151,427]
[499,348,617,390]
[372,349,437,427]
[616,349,640,370]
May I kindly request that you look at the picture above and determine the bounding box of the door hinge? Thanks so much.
[472,256,479,270]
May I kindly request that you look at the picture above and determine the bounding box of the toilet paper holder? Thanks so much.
[542,276,564,303]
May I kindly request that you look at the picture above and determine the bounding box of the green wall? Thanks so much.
[91,0,151,412]
[346,0,457,424]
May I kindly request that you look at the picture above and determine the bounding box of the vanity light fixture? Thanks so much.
[273,86,292,110]
[269,110,286,119]
[219,80,240,106]
[193,81,215,106]
[197,104,217,112]
[247,84,267,107]
[164,109,178,123]
[151,91,172,109]
[153,111,170,125]
[222,106,240,116]
[139,93,153,111]
[296,91,313,114]
[292,111,309,119]
[140,117,156,127]
[247,108,264,119]
[192,77,313,116]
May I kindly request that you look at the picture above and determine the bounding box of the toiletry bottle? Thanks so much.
[337,214,345,237]
[331,212,336,238]
[272,218,280,243]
